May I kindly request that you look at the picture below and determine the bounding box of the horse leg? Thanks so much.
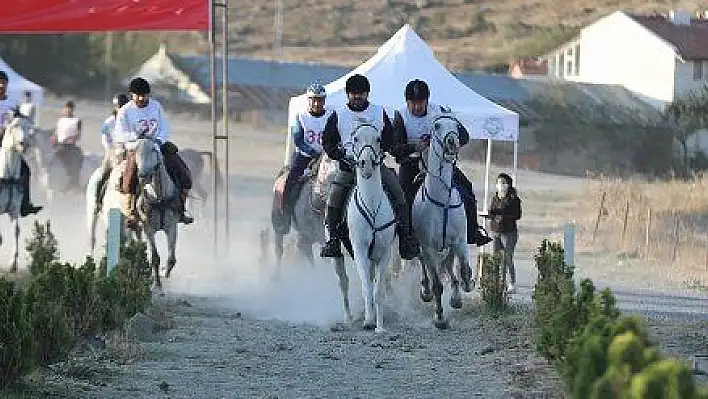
[10,219,19,273]
[457,242,475,293]
[164,224,178,278]
[420,250,447,329]
[353,248,375,330]
[271,232,285,281]
[333,257,352,323]
[444,251,462,309]
[145,231,162,293]
[297,236,315,267]
[374,248,393,333]
[419,256,432,302]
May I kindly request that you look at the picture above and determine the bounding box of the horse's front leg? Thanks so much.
[270,232,285,282]
[145,229,162,293]
[419,256,432,302]
[374,244,394,333]
[164,222,177,278]
[353,245,375,330]
[333,257,352,323]
[420,251,447,329]
[456,242,475,293]
[444,251,462,309]
[10,218,19,273]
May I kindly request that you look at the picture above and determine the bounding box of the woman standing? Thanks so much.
[488,173,522,293]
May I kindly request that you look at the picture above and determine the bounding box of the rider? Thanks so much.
[114,77,194,226]
[391,79,492,247]
[319,73,419,260]
[52,100,83,187]
[282,83,332,226]
[0,70,42,217]
[94,93,130,208]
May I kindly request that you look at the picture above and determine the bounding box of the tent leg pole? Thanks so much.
[477,138,493,282]
[512,140,518,187]
[209,0,218,257]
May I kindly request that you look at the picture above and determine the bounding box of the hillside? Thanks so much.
[214,0,706,71]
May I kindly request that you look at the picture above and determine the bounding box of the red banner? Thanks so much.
[1,0,210,32]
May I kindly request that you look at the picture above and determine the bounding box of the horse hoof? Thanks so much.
[450,297,463,309]
[434,320,449,330]
[362,322,376,331]
[165,266,175,279]
[375,326,387,334]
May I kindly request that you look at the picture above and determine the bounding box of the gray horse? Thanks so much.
[411,116,474,330]
[269,154,353,322]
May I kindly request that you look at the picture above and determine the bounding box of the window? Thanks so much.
[694,61,703,80]
[574,44,580,75]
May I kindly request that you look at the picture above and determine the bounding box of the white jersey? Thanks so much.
[113,99,170,149]
[55,116,81,144]
[399,102,447,142]
[100,115,117,151]
[295,108,332,156]
[0,96,19,129]
[18,102,36,125]
[336,103,385,157]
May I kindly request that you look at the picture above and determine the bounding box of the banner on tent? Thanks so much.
[1,0,209,32]
[468,115,519,142]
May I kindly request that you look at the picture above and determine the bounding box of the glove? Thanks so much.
[338,156,355,172]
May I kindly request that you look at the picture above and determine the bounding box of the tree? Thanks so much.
[664,86,708,176]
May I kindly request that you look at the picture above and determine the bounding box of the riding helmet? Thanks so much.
[113,93,129,107]
[306,83,327,98]
[129,77,151,95]
[345,74,370,94]
[405,79,430,101]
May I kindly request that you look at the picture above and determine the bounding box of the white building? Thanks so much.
[545,10,708,108]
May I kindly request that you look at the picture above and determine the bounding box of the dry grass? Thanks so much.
[574,175,708,289]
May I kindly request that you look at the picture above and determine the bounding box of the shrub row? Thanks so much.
[532,239,708,398]
[0,221,152,387]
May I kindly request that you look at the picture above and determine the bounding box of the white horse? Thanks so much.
[411,115,474,330]
[133,137,180,292]
[0,115,31,272]
[346,123,396,332]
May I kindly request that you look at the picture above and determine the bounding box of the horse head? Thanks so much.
[431,115,461,163]
[2,116,30,153]
[351,123,383,180]
[135,137,163,180]
[314,153,339,194]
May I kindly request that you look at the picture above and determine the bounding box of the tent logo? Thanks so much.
[483,117,503,137]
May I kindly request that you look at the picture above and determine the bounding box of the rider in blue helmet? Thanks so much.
[93,92,131,210]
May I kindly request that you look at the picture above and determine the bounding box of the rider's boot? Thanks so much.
[320,206,344,258]
[394,202,420,260]
[178,189,194,225]
[123,193,139,228]
[20,161,42,217]
[463,197,492,246]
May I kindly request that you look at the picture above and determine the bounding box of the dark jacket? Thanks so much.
[391,107,470,164]
[322,101,395,162]
[488,189,522,233]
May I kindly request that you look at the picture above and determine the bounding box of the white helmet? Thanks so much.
[306,83,326,98]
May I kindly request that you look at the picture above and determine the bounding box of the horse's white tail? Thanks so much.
[85,168,103,254]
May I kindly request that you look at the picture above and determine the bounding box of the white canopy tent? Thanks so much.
[0,57,44,107]
[285,24,519,225]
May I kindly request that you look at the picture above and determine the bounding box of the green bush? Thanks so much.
[531,238,706,398]
[0,221,152,388]
[479,252,508,310]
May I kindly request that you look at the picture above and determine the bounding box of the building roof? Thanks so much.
[627,12,708,60]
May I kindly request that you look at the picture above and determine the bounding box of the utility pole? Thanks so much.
[274,0,283,56]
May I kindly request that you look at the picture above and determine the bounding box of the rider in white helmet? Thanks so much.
[52,100,84,188]
[391,79,491,247]
[280,83,332,228]
[0,70,42,217]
